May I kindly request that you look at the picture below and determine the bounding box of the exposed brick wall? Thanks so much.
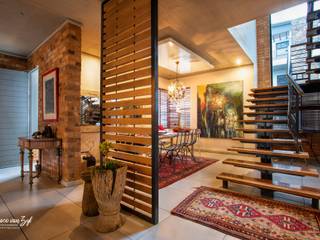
[0,53,27,71]
[28,22,82,182]
[256,15,271,88]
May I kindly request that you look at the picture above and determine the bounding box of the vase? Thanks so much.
[91,165,127,233]
[80,169,99,217]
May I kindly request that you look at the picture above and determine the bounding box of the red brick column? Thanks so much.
[28,22,82,183]
[256,15,272,88]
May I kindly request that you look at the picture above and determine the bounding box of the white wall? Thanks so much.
[161,65,254,152]
[229,20,257,89]
[81,53,100,97]
[159,76,170,89]
[29,67,39,134]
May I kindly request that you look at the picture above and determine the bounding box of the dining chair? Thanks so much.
[161,132,186,172]
[184,129,200,162]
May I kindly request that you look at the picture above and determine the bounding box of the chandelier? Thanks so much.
[168,61,186,104]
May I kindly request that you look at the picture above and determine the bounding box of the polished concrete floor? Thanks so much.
[0,152,319,240]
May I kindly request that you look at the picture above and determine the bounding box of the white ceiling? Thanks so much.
[158,0,306,77]
[0,0,306,64]
[0,0,100,57]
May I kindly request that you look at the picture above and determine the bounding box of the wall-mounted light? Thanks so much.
[235,58,242,65]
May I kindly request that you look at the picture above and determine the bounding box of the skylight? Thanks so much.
[271,3,307,24]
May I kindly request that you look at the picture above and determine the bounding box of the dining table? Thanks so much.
[158,131,177,145]
[158,130,196,162]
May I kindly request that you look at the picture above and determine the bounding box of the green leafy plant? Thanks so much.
[98,140,120,171]
[99,141,113,159]
[95,141,121,194]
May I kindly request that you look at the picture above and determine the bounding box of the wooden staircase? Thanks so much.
[216,85,320,208]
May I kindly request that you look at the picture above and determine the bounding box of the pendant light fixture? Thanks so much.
[168,61,186,104]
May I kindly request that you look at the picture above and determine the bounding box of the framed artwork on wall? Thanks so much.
[197,81,243,139]
[42,68,59,121]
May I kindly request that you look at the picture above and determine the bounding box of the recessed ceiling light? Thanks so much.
[158,38,214,74]
[235,58,242,65]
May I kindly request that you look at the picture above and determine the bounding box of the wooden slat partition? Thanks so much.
[101,0,158,223]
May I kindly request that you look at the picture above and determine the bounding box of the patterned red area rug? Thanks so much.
[159,157,218,189]
[172,186,320,240]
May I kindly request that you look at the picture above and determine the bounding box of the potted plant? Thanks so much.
[80,167,99,217]
[91,141,127,233]
[80,152,98,217]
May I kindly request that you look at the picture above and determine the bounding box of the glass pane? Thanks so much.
[270,3,307,86]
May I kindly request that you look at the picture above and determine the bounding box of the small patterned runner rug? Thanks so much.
[159,157,218,189]
[171,186,320,240]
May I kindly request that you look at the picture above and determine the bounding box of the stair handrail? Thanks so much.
[286,74,304,152]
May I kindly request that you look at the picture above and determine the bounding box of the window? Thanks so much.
[272,31,289,42]
[270,3,308,86]
[158,88,168,128]
[179,88,191,128]
[158,88,191,129]
[276,41,289,58]
[277,74,288,86]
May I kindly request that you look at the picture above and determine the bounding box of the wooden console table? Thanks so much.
[18,137,62,186]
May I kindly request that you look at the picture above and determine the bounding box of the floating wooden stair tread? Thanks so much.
[216,173,320,199]
[228,147,309,159]
[243,111,287,116]
[249,90,288,97]
[239,119,287,124]
[307,27,320,38]
[223,159,319,177]
[232,137,298,145]
[251,86,288,92]
[306,56,320,63]
[247,97,288,103]
[236,128,289,133]
[245,104,288,109]
[300,104,320,110]
[307,9,320,21]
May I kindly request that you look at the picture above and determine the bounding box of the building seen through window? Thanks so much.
[271,1,320,86]
[270,3,308,86]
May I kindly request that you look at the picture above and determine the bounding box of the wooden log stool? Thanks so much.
[81,169,99,217]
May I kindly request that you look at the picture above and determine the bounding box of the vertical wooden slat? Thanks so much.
[101,0,158,223]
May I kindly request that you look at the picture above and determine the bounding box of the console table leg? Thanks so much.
[29,150,33,186]
[39,149,42,174]
[20,148,24,181]
[57,148,62,183]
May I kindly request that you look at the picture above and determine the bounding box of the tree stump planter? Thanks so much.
[80,170,99,217]
[91,165,127,233]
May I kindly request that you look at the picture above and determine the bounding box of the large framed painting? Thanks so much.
[42,68,59,121]
[197,81,243,138]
